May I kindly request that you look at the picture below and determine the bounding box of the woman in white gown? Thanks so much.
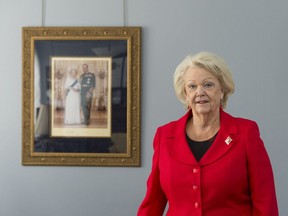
[64,69,81,124]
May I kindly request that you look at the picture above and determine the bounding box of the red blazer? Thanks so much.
[137,109,278,216]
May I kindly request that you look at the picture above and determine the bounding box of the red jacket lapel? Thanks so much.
[200,110,238,166]
[165,109,239,166]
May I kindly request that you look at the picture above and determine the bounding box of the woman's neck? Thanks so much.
[186,110,220,141]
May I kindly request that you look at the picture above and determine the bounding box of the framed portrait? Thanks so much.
[22,27,141,166]
[50,57,112,138]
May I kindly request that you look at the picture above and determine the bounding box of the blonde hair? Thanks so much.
[173,51,235,109]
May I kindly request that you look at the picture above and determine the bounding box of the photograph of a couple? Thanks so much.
[51,57,112,138]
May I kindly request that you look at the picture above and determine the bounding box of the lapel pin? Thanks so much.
[225,136,232,145]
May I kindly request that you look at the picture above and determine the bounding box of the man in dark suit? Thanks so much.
[80,64,96,125]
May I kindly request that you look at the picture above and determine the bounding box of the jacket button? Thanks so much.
[193,185,198,191]
[192,168,198,173]
[194,202,200,208]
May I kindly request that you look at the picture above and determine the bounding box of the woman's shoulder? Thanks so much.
[223,110,259,130]
[157,112,189,132]
[235,117,257,124]
[223,110,256,123]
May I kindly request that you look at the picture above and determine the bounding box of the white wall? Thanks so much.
[0,0,287,215]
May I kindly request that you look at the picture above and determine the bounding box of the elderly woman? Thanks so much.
[137,52,278,216]
[64,69,81,125]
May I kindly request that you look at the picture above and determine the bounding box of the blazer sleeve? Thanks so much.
[245,121,279,216]
[137,128,167,216]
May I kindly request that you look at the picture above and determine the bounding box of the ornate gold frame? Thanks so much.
[22,27,141,166]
